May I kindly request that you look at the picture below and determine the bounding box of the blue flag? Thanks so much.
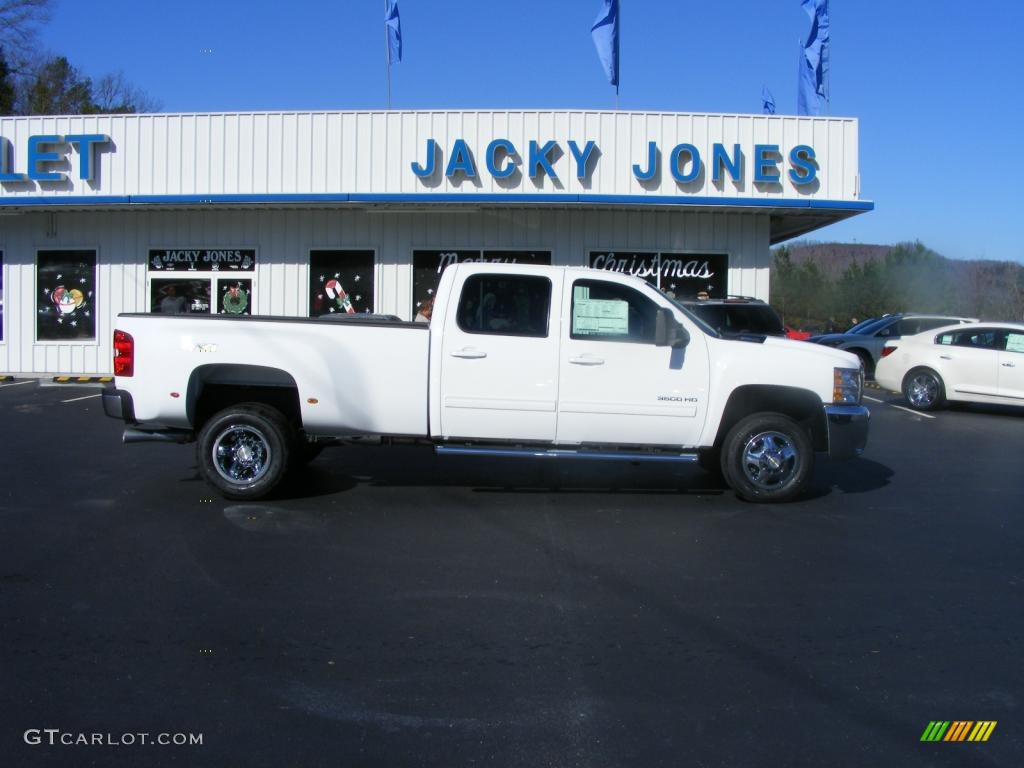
[798,0,829,115]
[762,86,776,115]
[591,0,620,88]
[386,0,402,65]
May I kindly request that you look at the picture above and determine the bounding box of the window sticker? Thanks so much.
[588,251,728,298]
[1005,333,1024,353]
[37,250,97,341]
[149,249,256,272]
[309,250,375,316]
[217,279,252,315]
[572,285,629,336]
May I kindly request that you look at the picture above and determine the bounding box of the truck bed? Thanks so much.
[115,313,431,437]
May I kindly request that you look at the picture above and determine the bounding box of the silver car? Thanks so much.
[807,313,978,376]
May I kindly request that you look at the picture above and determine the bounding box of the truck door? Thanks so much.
[556,276,709,447]
[438,269,562,441]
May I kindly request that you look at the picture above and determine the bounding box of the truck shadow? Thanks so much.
[803,457,893,500]
[277,445,893,501]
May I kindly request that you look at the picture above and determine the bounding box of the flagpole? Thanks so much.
[385,0,392,109]
[616,0,621,111]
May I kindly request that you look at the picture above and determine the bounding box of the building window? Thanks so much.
[413,249,551,318]
[0,251,4,341]
[309,250,375,316]
[570,279,659,344]
[151,279,212,314]
[148,249,256,315]
[217,279,252,315]
[456,274,551,337]
[588,251,728,299]
[36,250,97,341]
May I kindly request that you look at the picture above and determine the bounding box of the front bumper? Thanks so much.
[824,404,870,459]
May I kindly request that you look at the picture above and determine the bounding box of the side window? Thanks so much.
[1005,333,1024,353]
[570,279,659,343]
[456,274,551,337]
[950,329,1000,349]
[904,319,927,335]
[916,318,954,334]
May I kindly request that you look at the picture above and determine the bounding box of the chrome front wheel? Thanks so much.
[721,412,813,503]
[740,430,798,491]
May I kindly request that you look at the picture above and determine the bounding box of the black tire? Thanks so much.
[720,412,813,503]
[902,368,945,411]
[197,403,293,500]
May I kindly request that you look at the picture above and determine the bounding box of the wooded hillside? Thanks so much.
[770,242,1024,330]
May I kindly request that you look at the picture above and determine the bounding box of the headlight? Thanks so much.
[833,367,862,404]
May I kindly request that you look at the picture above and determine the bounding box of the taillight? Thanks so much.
[881,346,897,358]
[113,330,134,376]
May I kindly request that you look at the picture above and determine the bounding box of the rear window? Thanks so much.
[937,328,1002,350]
[456,274,551,337]
[686,303,785,336]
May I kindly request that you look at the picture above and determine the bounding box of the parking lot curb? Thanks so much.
[51,376,114,384]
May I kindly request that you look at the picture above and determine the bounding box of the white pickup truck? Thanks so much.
[104,263,869,503]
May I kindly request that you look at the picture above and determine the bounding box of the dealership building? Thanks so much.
[0,109,870,376]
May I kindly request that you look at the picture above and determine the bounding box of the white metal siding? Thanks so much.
[0,207,765,374]
[0,110,859,202]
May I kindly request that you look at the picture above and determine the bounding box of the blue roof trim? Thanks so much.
[0,193,874,212]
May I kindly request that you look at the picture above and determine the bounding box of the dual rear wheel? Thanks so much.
[197,403,320,500]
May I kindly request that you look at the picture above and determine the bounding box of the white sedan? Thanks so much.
[875,322,1024,411]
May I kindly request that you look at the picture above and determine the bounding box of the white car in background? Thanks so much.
[876,322,1024,411]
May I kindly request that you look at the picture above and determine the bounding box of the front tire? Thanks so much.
[720,413,813,503]
[902,368,945,411]
[197,403,293,500]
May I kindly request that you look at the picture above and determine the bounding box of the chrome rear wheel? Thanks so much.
[903,369,945,411]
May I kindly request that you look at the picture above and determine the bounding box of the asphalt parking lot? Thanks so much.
[1,380,1021,767]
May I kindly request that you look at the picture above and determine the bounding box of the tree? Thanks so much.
[0,45,15,113]
[93,71,160,113]
[0,0,51,60]
[17,55,160,115]
[22,55,94,114]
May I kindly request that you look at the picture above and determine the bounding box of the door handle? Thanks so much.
[939,354,952,360]
[1002,362,1016,368]
[569,355,605,366]
[451,348,487,359]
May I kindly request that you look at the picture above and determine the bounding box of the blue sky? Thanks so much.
[38,0,1024,263]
